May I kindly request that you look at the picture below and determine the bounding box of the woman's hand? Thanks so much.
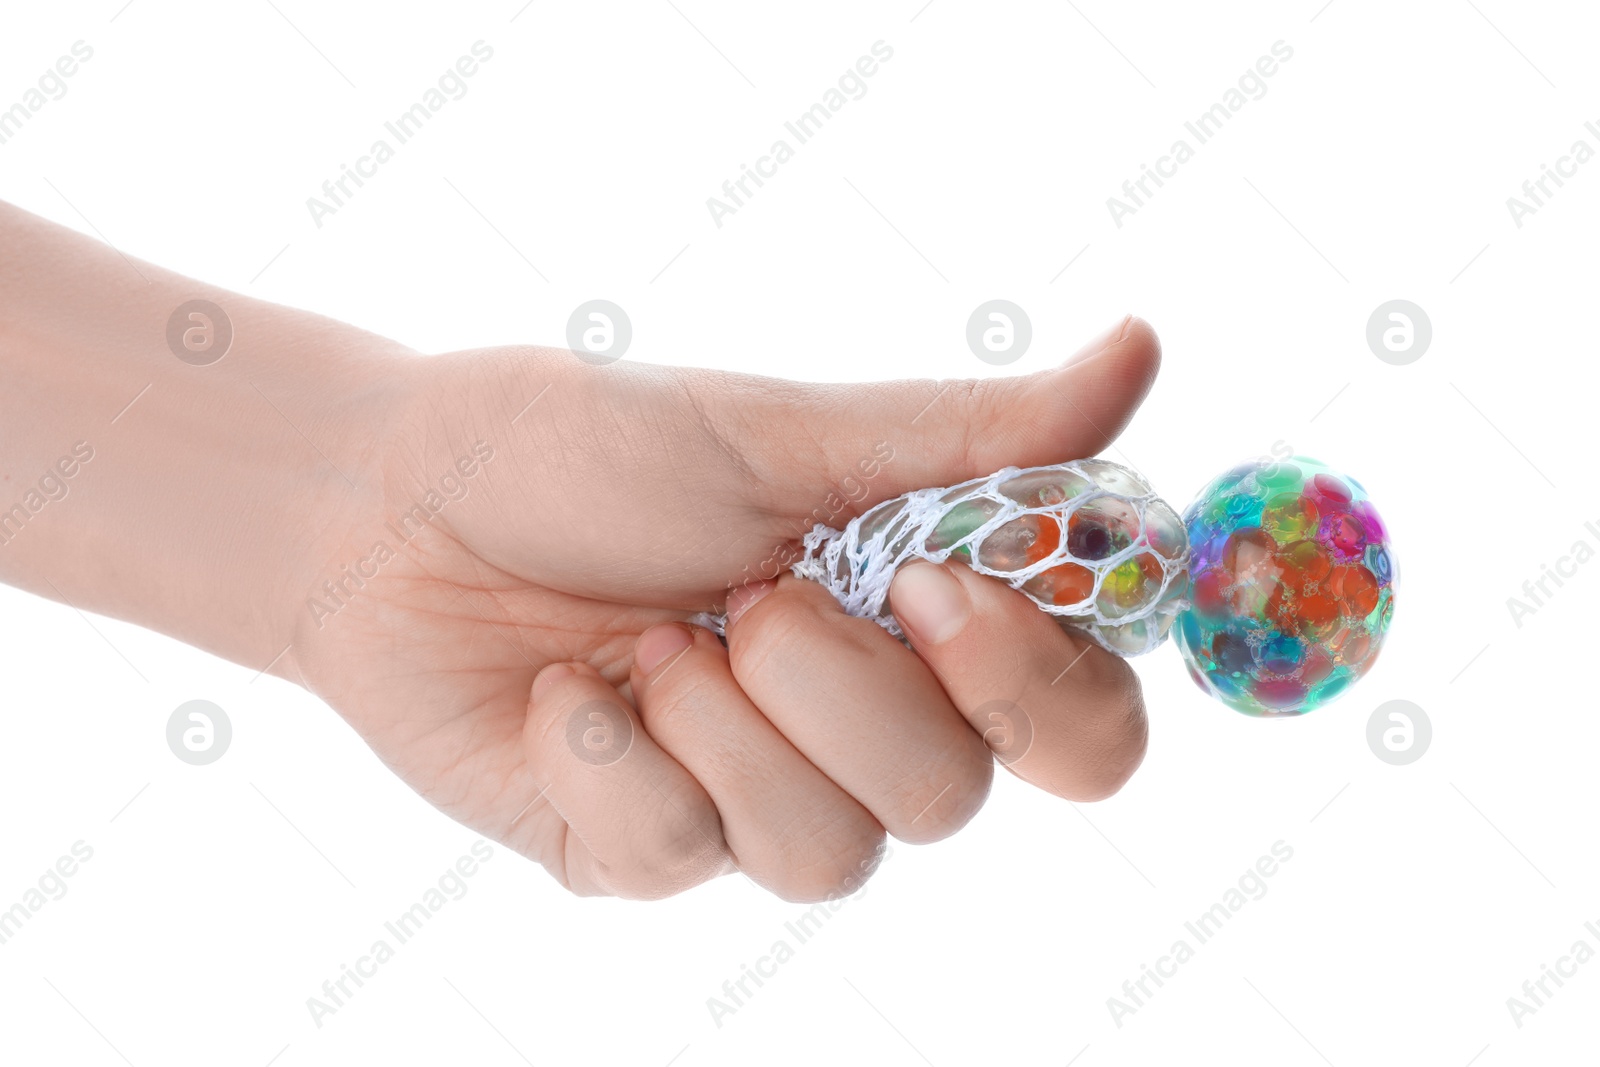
[289,318,1161,901]
[0,197,1159,902]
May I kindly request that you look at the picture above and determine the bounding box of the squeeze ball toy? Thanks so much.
[1173,457,1396,715]
[780,454,1396,717]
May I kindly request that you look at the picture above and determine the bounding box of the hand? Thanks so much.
[289,317,1162,901]
[0,202,1155,902]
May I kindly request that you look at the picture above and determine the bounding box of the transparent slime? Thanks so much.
[787,454,1396,717]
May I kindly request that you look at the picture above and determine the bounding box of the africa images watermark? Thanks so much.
[0,440,95,549]
[306,840,495,1028]
[1505,517,1600,628]
[1106,40,1295,228]
[705,844,889,1028]
[1505,119,1600,229]
[705,40,895,229]
[1107,840,1295,1028]
[1504,917,1600,1029]
[305,40,495,229]
[0,840,95,948]
[307,441,496,627]
[0,40,95,148]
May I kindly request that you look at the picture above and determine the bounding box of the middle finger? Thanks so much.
[726,576,993,844]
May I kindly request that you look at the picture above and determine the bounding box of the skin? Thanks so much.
[0,199,1160,902]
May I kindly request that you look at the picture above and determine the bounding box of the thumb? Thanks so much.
[745,315,1162,517]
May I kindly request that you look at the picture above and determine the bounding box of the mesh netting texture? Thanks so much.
[703,459,1192,657]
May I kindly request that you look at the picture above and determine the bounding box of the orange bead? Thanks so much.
[1023,561,1095,606]
[1027,511,1062,565]
[1329,564,1380,617]
[1279,539,1332,585]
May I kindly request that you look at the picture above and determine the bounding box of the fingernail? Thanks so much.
[533,663,575,701]
[890,562,972,645]
[1065,315,1132,367]
[726,579,777,628]
[636,624,694,675]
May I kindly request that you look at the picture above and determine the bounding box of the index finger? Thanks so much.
[887,559,1148,801]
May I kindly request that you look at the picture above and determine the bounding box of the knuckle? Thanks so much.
[886,746,994,843]
[727,586,824,681]
[1066,686,1149,802]
[578,777,729,900]
[1072,641,1140,694]
[637,656,722,736]
[732,580,895,685]
[953,378,1007,470]
[766,822,887,904]
[603,822,728,900]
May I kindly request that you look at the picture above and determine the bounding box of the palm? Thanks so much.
[286,351,845,881]
[294,523,692,876]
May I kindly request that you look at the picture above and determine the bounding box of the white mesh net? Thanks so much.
[703,458,1192,657]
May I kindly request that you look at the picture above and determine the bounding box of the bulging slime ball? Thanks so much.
[1173,456,1397,716]
[715,452,1395,719]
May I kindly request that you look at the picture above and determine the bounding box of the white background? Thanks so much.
[1,1,1596,1063]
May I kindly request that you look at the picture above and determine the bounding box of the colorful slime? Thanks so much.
[1173,456,1397,716]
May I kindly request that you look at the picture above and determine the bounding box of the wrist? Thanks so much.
[198,323,419,675]
[0,200,420,674]
[89,323,412,674]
